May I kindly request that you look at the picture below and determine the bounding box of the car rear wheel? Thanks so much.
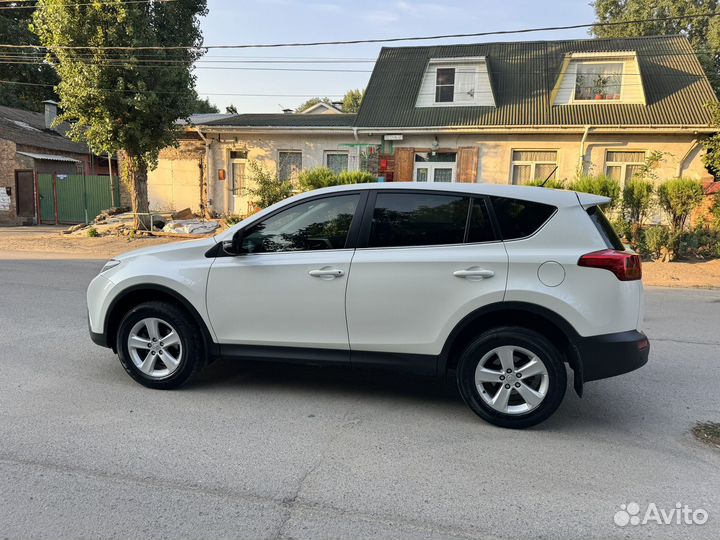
[456,326,567,428]
[116,301,205,389]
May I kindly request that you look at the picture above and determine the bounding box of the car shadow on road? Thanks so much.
[190,356,465,407]
[186,358,647,433]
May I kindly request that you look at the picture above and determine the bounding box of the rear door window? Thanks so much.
[587,205,625,250]
[490,196,556,240]
[368,192,470,248]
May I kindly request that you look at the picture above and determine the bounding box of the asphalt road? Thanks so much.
[1,259,719,540]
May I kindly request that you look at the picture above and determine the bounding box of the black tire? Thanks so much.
[116,301,205,389]
[456,326,567,429]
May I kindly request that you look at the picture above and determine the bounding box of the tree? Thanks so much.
[0,1,58,111]
[191,96,219,114]
[341,88,364,113]
[591,0,720,95]
[225,104,238,114]
[243,161,293,209]
[32,0,208,228]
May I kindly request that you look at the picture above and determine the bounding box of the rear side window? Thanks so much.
[587,205,625,250]
[467,198,496,243]
[369,192,469,247]
[490,197,556,240]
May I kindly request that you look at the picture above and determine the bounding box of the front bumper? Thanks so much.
[576,330,650,382]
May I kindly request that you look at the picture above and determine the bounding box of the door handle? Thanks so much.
[308,268,345,278]
[453,268,495,279]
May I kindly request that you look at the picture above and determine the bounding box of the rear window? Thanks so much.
[587,205,625,250]
[490,197,556,240]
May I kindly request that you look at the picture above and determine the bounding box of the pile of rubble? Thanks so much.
[64,207,222,238]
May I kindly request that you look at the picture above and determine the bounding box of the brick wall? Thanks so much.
[0,138,17,223]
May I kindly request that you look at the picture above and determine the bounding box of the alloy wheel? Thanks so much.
[127,317,183,379]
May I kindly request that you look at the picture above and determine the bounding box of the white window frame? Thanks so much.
[324,150,349,174]
[413,152,457,183]
[435,67,456,103]
[605,150,647,186]
[510,150,559,185]
[278,150,302,182]
[571,60,625,103]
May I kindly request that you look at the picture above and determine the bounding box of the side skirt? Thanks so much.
[219,344,438,375]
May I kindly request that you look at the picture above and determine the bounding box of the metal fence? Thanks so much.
[37,174,121,224]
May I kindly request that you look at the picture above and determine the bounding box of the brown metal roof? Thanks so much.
[355,35,717,129]
[0,105,90,154]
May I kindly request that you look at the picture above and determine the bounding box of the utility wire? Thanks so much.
[1,11,720,49]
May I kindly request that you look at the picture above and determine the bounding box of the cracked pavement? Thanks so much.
[0,259,719,539]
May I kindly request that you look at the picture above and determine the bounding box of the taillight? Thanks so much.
[577,249,642,281]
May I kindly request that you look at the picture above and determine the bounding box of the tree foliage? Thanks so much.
[295,96,332,113]
[591,0,720,95]
[32,0,208,226]
[341,88,364,113]
[571,174,622,208]
[191,96,219,113]
[657,177,706,231]
[244,161,293,209]
[0,1,58,110]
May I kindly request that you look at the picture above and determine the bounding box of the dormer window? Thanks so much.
[416,57,495,108]
[552,51,645,106]
[574,62,623,101]
[435,68,456,102]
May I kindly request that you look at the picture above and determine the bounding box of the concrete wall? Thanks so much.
[206,133,361,216]
[155,130,713,218]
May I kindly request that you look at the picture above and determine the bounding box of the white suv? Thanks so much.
[87,183,649,428]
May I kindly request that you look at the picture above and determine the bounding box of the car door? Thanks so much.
[207,192,364,352]
[346,190,508,361]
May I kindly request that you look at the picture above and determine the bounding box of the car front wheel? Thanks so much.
[456,326,567,429]
[116,301,205,389]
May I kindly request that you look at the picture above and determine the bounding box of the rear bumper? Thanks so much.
[576,330,650,382]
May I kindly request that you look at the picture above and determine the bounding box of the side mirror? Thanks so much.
[222,230,244,255]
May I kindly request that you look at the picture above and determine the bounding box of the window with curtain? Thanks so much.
[511,150,558,185]
[325,152,349,175]
[605,150,646,184]
[574,62,623,101]
[278,151,302,182]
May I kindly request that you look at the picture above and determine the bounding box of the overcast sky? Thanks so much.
[197,0,596,113]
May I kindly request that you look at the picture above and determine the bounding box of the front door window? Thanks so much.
[413,152,457,183]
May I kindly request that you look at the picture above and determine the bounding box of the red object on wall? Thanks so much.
[379,158,388,171]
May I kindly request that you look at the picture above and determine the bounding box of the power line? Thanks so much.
[0,79,347,97]
[2,11,720,50]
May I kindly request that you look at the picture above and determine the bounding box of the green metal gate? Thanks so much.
[37,174,121,224]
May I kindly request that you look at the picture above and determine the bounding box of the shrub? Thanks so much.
[622,178,654,225]
[644,226,669,259]
[298,167,337,191]
[524,178,567,190]
[243,161,293,209]
[225,214,242,225]
[571,175,621,209]
[336,170,376,184]
[298,167,377,191]
[710,193,720,230]
[656,178,705,232]
[86,226,99,237]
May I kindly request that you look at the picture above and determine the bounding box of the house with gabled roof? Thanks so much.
[0,100,117,224]
[152,34,716,217]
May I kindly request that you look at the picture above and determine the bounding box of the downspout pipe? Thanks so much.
[677,138,699,178]
[578,125,592,177]
[195,127,212,217]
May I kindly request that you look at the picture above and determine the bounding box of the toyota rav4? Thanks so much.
[87,183,649,428]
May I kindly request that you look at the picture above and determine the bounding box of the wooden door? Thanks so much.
[15,170,35,218]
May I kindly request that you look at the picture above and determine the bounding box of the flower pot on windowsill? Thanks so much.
[595,94,604,100]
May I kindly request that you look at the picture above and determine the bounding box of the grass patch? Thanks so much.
[691,421,720,449]
[86,227,99,237]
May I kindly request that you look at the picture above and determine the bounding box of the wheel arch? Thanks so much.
[440,301,584,396]
[104,284,218,358]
